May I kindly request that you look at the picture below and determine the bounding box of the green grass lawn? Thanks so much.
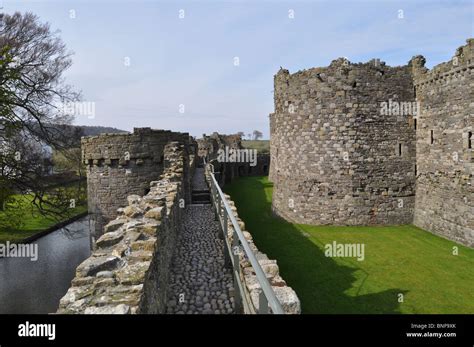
[242,140,270,154]
[0,187,87,243]
[0,205,87,244]
[224,176,474,314]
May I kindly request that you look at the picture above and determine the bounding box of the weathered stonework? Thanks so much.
[270,58,416,225]
[58,141,189,314]
[83,128,192,239]
[197,132,242,159]
[198,132,271,185]
[270,39,473,247]
[59,129,298,314]
[411,39,474,246]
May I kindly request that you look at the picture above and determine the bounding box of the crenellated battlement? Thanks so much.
[273,58,415,121]
[82,128,189,166]
[58,141,190,314]
[83,127,194,239]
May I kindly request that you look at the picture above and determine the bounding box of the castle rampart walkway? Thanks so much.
[165,168,235,314]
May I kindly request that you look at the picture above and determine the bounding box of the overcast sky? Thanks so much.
[3,0,473,138]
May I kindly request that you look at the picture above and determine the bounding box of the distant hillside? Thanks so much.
[77,125,128,137]
[37,124,128,148]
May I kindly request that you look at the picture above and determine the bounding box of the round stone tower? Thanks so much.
[270,58,417,225]
[82,128,190,239]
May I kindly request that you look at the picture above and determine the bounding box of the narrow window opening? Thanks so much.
[469,131,472,149]
[414,165,417,176]
[430,130,434,145]
[414,118,417,131]
[398,143,402,156]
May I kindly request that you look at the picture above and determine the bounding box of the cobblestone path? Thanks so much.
[166,168,235,314]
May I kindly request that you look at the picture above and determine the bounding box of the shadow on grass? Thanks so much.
[225,177,408,314]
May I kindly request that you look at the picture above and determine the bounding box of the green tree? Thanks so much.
[252,130,263,140]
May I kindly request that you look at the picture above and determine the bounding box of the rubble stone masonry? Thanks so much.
[411,39,473,246]
[270,39,473,247]
[270,58,416,225]
[59,128,299,314]
[58,141,191,313]
[198,132,271,185]
[82,128,191,239]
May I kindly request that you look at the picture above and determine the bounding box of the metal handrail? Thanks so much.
[203,157,284,314]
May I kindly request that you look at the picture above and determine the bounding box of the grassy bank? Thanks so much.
[0,183,87,243]
[224,176,474,314]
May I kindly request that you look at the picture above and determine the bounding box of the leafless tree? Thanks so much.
[0,12,80,143]
[0,12,81,223]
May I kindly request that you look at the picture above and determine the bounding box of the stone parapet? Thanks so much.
[57,141,188,314]
[83,127,191,238]
[225,193,300,314]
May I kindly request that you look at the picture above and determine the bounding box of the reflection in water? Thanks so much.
[0,217,91,314]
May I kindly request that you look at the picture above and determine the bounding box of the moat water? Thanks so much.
[0,217,92,314]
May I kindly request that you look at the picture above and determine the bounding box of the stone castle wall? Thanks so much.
[198,132,271,186]
[59,138,299,314]
[58,141,190,314]
[197,132,242,159]
[270,59,416,225]
[82,128,191,239]
[270,38,473,247]
[411,39,473,246]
